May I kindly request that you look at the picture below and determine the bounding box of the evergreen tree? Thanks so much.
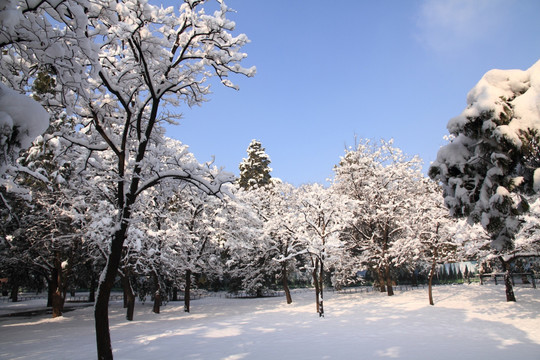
[238,139,272,190]
[448,265,455,282]
[439,265,448,283]
[429,60,540,301]
[464,265,470,284]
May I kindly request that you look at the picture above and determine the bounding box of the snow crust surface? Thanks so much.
[0,285,538,359]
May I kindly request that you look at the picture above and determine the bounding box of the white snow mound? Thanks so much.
[0,83,49,149]
[448,59,540,148]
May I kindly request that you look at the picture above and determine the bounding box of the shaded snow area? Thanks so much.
[1,285,539,360]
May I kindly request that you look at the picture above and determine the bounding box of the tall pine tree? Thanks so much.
[238,139,272,190]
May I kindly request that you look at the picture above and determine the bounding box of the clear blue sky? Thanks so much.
[162,0,540,186]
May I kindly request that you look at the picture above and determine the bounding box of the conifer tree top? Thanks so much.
[238,139,272,190]
[429,59,540,250]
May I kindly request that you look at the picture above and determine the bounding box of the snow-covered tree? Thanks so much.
[158,180,225,313]
[0,110,92,316]
[257,182,305,304]
[296,183,353,316]
[225,185,281,297]
[2,1,254,357]
[429,60,540,302]
[513,194,540,255]
[333,139,423,296]
[238,139,272,190]
[393,178,464,305]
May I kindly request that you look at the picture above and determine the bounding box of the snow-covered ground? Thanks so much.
[0,284,539,360]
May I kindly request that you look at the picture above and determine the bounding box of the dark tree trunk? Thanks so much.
[95,224,128,360]
[281,263,292,304]
[51,255,65,318]
[93,77,161,359]
[153,292,161,314]
[382,224,392,296]
[153,272,161,314]
[311,256,324,317]
[51,289,64,318]
[385,264,394,297]
[172,287,178,302]
[10,282,18,303]
[89,273,97,303]
[318,258,324,317]
[121,275,135,321]
[428,246,439,306]
[428,260,436,306]
[126,290,135,321]
[376,268,386,292]
[312,258,320,314]
[499,257,516,302]
[184,269,191,313]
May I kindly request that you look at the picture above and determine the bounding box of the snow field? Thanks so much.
[0,284,539,360]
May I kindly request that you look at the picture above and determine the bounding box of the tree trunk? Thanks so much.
[172,287,178,302]
[125,289,135,321]
[385,264,394,297]
[377,268,386,292]
[89,273,97,303]
[499,257,516,302]
[428,246,439,306]
[153,272,161,314]
[312,258,320,314]
[428,260,436,306]
[122,277,128,309]
[318,258,324,317]
[51,254,65,318]
[51,289,64,318]
[10,282,18,303]
[184,269,191,313]
[382,224,392,296]
[153,291,161,314]
[281,263,292,304]
[95,225,128,360]
[121,275,135,321]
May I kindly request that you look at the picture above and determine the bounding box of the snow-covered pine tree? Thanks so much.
[238,139,272,190]
[429,60,540,302]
